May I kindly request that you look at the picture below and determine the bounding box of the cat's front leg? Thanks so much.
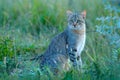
[76,55,82,70]
[68,47,78,68]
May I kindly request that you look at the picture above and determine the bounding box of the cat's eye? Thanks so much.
[77,20,82,24]
[70,20,73,22]
[77,20,80,23]
[77,20,84,24]
[69,20,74,24]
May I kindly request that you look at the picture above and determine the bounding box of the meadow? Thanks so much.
[0,0,120,80]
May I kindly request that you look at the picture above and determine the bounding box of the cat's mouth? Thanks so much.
[73,25,79,28]
[73,25,77,28]
[72,25,83,30]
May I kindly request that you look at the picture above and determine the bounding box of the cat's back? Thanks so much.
[40,31,68,65]
[40,31,70,72]
[44,31,68,56]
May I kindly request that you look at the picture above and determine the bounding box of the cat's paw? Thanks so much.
[69,52,76,62]
[72,48,77,52]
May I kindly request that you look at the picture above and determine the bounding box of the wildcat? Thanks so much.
[38,10,86,74]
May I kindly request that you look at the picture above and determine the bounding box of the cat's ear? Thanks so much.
[81,10,86,19]
[66,10,73,17]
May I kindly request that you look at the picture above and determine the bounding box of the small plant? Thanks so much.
[0,36,14,60]
[96,3,120,54]
[0,36,17,75]
[96,1,120,79]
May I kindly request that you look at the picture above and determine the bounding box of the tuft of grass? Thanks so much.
[0,36,14,60]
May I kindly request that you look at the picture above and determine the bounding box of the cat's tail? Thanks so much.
[30,54,43,61]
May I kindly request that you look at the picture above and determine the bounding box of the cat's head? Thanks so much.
[67,10,86,30]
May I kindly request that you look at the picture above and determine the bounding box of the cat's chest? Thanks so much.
[77,35,85,53]
[68,32,85,44]
[68,32,86,54]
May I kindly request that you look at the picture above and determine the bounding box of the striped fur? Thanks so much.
[39,11,86,74]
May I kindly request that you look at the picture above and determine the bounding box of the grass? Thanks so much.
[0,0,120,80]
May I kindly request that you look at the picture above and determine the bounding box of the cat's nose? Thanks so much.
[73,23,77,27]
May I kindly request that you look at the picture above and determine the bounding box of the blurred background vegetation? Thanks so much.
[0,0,120,80]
